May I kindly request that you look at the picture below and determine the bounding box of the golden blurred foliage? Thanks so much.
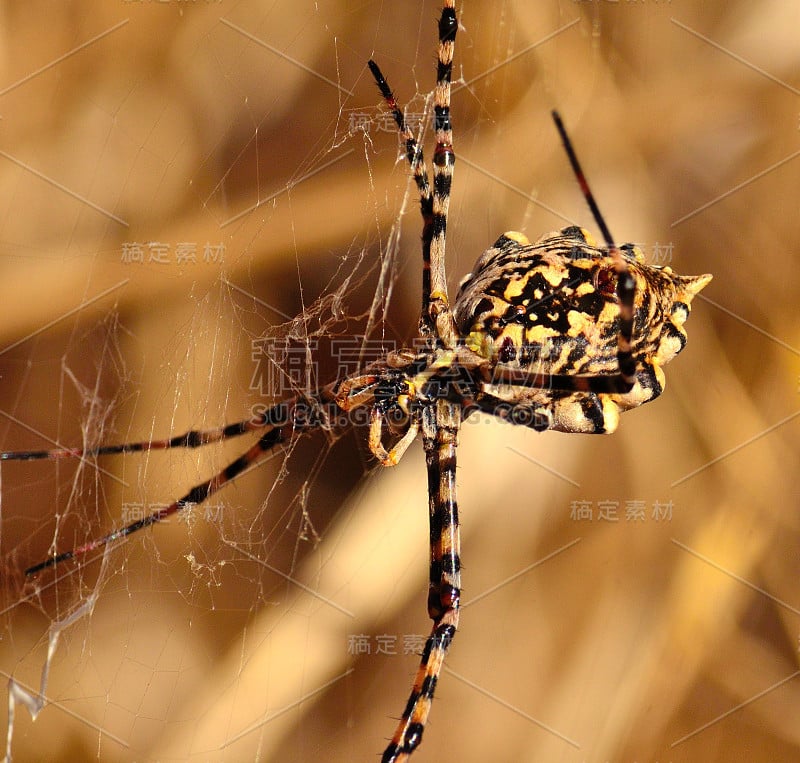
[0,1,798,761]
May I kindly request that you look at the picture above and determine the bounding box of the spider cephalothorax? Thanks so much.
[453,226,712,433]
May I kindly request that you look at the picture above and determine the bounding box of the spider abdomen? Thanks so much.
[454,227,711,433]
[455,229,627,376]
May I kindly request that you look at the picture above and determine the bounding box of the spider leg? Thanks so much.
[334,372,385,410]
[466,391,553,431]
[428,0,458,344]
[467,349,673,434]
[382,400,461,762]
[488,365,636,394]
[24,393,343,576]
[366,61,434,332]
[551,111,636,391]
[0,397,303,462]
[368,406,420,466]
[368,0,458,344]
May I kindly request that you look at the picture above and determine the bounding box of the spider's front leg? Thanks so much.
[334,357,425,467]
[382,399,461,762]
[368,406,420,467]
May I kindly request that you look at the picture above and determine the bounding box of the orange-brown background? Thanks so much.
[0,1,798,761]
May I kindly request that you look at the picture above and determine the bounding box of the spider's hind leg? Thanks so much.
[382,399,461,762]
[471,393,554,432]
[548,355,668,434]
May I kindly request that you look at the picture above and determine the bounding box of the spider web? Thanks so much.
[1,1,799,762]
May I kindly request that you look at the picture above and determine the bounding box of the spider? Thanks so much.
[3,1,711,760]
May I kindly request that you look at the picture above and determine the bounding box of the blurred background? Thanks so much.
[0,1,798,761]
